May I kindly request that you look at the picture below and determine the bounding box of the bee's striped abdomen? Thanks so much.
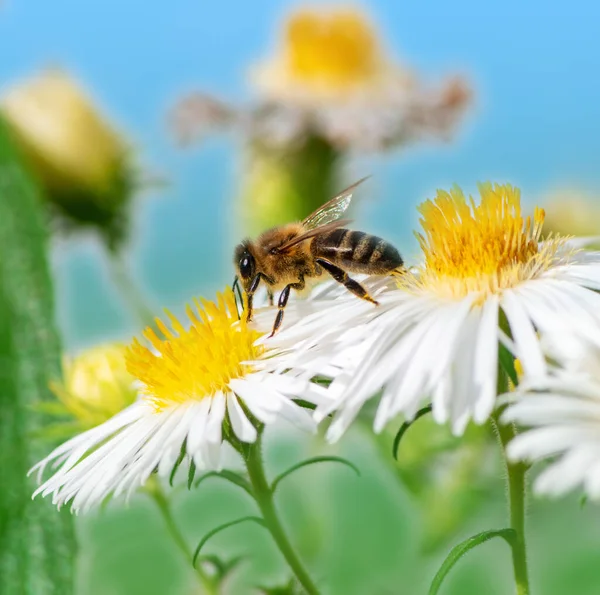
[312,228,403,275]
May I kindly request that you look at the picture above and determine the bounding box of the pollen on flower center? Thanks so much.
[284,9,380,88]
[125,289,263,412]
[406,183,562,298]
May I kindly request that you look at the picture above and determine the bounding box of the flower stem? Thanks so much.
[145,477,218,595]
[494,369,531,595]
[107,250,156,329]
[245,436,320,595]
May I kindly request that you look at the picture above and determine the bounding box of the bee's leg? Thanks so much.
[246,273,263,321]
[315,258,378,305]
[270,276,305,337]
[267,288,274,307]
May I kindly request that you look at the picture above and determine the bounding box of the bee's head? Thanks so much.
[233,241,256,291]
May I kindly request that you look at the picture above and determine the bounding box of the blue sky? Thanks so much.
[2,0,600,346]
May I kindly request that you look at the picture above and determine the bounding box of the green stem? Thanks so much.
[245,436,320,595]
[494,369,531,595]
[107,250,156,329]
[145,477,218,595]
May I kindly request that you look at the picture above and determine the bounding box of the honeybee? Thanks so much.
[233,177,403,336]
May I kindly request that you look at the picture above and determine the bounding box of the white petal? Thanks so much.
[501,290,546,378]
[473,296,499,423]
[226,393,257,443]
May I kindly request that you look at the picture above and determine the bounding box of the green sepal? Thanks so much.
[169,443,187,487]
[29,400,70,417]
[193,516,266,568]
[392,405,433,460]
[271,456,360,493]
[292,399,317,411]
[187,459,197,489]
[429,528,516,595]
[29,421,85,442]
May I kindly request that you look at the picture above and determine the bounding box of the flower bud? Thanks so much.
[541,189,600,241]
[50,343,137,430]
[1,69,134,248]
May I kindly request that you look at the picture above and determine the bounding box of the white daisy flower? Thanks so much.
[30,289,316,513]
[262,183,600,441]
[503,336,600,500]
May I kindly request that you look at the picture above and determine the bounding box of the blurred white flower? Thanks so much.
[504,336,600,500]
[170,6,471,153]
[30,289,317,513]
[261,184,600,441]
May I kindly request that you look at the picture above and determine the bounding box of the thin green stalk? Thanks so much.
[146,478,218,595]
[494,369,531,595]
[107,251,156,329]
[245,436,320,595]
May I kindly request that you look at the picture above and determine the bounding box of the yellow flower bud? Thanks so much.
[541,189,600,242]
[51,343,137,430]
[1,69,134,248]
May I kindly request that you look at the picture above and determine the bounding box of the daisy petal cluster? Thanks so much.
[30,289,315,512]
[262,184,600,440]
[504,336,600,499]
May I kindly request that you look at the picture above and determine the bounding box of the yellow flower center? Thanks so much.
[51,343,137,429]
[125,289,263,412]
[404,183,563,299]
[283,8,380,89]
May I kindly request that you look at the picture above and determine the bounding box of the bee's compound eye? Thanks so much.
[239,253,254,279]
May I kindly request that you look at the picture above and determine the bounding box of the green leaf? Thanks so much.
[195,470,254,496]
[0,116,76,592]
[271,456,360,493]
[429,528,516,595]
[193,516,266,568]
[392,405,433,460]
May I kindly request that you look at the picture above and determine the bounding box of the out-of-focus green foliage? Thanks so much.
[77,425,600,595]
[364,409,499,553]
[0,117,76,593]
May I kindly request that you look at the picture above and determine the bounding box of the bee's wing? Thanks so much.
[276,219,352,253]
[276,177,369,253]
[302,176,369,230]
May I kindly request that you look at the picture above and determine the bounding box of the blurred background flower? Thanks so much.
[0,69,139,250]
[170,5,472,235]
[37,343,137,437]
[540,188,600,246]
